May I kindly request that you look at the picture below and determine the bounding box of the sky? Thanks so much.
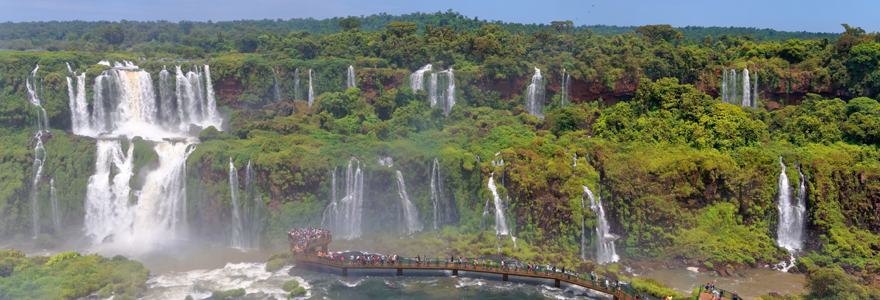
[1,0,877,33]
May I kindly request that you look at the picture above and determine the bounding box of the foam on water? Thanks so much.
[142,263,309,300]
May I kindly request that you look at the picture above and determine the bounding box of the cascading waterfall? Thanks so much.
[26,65,50,132]
[722,69,728,104]
[430,157,452,229]
[395,170,423,234]
[50,179,61,233]
[730,69,738,105]
[323,158,364,239]
[487,174,509,235]
[525,67,545,119]
[158,66,178,127]
[308,69,315,108]
[30,133,45,238]
[76,61,224,250]
[584,185,619,265]
[242,160,263,249]
[347,65,356,89]
[229,158,244,248]
[378,156,394,167]
[294,68,301,100]
[84,140,135,244]
[67,69,89,135]
[409,64,432,91]
[272,68,281,102]
[561,69,571,107]
[427,69,456,115]
[753,72,759,109]
[742,69,751,108]
[777,157,806,271]
[580,186,587,261]
[321,167,338,229]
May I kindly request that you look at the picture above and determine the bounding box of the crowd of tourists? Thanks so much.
[288,228,331,253]
[703,282,738,300]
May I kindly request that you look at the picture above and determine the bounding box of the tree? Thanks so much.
[386,22,418,38]
[98,24,125,46]
[239,33,259,53]
[550,20,573,35]
[636,25,682,44]
[338,17,362,31]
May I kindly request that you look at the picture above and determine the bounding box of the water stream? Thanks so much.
[526,67,545,119]
[583,185,618,265]
[396,170,423,234]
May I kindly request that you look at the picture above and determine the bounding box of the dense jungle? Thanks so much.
[1,10,880,300]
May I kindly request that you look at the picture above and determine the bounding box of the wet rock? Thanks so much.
[770,292,783,298]
[102,234,114,243]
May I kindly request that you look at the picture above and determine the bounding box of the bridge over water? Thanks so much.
[290,236,729,300]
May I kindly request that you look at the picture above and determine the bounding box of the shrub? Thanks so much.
[266,258,286,272]
[47,251,81,266]
[282,279,300,292]
[266,251,292,262]
[289,286,306,298]
[631,278,685,298]
[0,250,25,259]
[211,288,246,299]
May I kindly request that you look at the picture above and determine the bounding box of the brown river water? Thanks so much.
[637,268,807,300]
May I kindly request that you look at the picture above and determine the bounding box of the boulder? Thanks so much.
[770,292,783,298]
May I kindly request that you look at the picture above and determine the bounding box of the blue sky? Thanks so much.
[1,0,877,33]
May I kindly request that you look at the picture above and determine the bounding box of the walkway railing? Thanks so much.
[298,254,645,300]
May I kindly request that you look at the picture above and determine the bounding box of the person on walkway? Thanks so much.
[605,277,609,288]
[733,291,739,300]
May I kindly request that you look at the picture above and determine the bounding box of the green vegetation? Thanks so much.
[282,279,299,292]
[210,288,246,299]
[632,278,685,298]
[0,250,149,300]
[290,286,306,297]
[1,12,880,300]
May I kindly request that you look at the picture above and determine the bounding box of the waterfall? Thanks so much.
[294,68,301,101]
[243,159,262,249]
[730,69,738,105]
[722,69,728,104]
[409,64,432,91]
[487,174,509,235]
[308,69,314,108]
[323,159,363,239]
[427,69,456,116]
[67,69,89,135]
[430,157,452,229]
[580,186,587,261]
[322,167,338,229]
[777,157,806,252]
[753,72,759,109]
[30,133,45,238]
[50,178,61,233]
[84,140,135,244]
[525,67,545,119]
[584,185,619,265]
[158,66,178,127]
[347,65,356,89]
[378,156,394,167]
[76,61,224,249]
[396,171,423,234]
[561,69,571,107]
[26,66,50,132]
[229,158,244,248]
[742,69,751,108]
[272,68,281,102]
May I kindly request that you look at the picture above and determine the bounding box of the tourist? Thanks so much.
[733,291,739,300]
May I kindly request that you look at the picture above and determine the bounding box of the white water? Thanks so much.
[230,158,244,248]
[487,174,509,235]
[378,156,394,167]
[410,64,432,92]
[561,69,570,107]
[142,263,309,300]
[323,158,364,239]
[84,140,135,244]
[294,68,301,100]
[730,69,737,105]
[428,69,456,116]
[66,69,89,135]
[753,72,759,109]
[347,65,356,89]
[49,179,61,233]
[742,69,751,108]
[525,67,545,119]
[722,69,728,104]
[584,185,619,265]
[30,133,45,238]
[272,68,281,101]
[430,157,452,229]
[396,170,423,234]
[308,69,315,108]
[242,160,263,249]
[74,61,223,252]
[777,157,806,271]
[580,186,587,261]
